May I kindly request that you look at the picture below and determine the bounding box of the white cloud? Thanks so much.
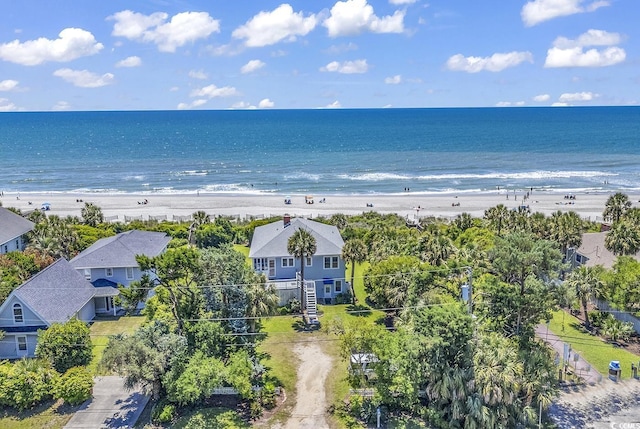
[0,79,19,91]
[177,99,208,110]
[552,29,622,49]
[544,29,625,67]
[258,98,275,108]
[559,91,598,102]
[521,0,610,27]
[320,59,369,73]
[232,4,317,47]
[446,51,533,73]
[241,59,266,74]
[0,28,103,66]
[389,0,417,4]
[324,0,405,37]
[169,86,180,91]
[384,75,402,84]
[52,101,71,111]
[0,98,18,111]
[190,84,239,98]
[115,56,142,68]
[533,94,551,102]
[53,68,115,88]
[496,101,526,107]
[109,10,220,52]
[231,101,257,109]
[552,102,570,107]
[326,100,342,108]
[188,70,208,79]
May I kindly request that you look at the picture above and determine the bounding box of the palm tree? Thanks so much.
[245,280,279,332]
[287,228,317,306]
[548,210,583,257]
[605,221,640,256]
[80,202,104,226]
[188,210,210,245]
[484,204,509,236]
[603,192,631,223]
[565,266,603,328]
[419,231,456,266]
[341,238,367,304]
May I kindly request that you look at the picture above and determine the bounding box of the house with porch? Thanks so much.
[0,258,118,359]
[0,207,34,255]
[249,216,346,307]
[69,230,171,313]
[569,232,640,270]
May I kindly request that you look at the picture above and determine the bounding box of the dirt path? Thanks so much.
[282,341,334,429]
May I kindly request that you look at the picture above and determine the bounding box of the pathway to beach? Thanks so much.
[282,342,333,429]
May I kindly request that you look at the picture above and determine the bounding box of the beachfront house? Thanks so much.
[568,232,640,270]
[249,216,346,306]
[69,230,171,313]
[0,259,118,359]
[0,207,34,255]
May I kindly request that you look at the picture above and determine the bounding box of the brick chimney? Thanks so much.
[283,214,291,227]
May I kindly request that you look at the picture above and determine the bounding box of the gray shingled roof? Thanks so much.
[576,232,640,269]
[0,207,34,245]
[70,230,171,269]
[13,259,96,325]
[249,218,344,258]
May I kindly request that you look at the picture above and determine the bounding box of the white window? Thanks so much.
[13,303,23,323]
[325,284,331,295]
[126,267,134,280]
[324,256,339,269]
[254,258,267,271]
[282,257,294,268]
[83,269,91,280]
[335,280,343,293]
[305,256,312,267]
[105,268,113,277]
[16,336,27,352]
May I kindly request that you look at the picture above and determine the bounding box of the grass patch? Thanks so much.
[88,315,145,374]
[0,399,79,429]
[173,407,249,429]
[546,310,640,379]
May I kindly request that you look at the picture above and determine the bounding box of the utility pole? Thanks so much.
[467,267,473,315]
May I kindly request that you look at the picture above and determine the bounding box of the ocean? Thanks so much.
[1,107,639,196]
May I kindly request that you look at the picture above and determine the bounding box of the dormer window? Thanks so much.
[105,268,113,277]
[13,303,24,323]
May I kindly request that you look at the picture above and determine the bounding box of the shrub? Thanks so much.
[589,311,611,328]
[55,366,93,405]
[0,359,58,410]
[152,400,176,424]
[36,318,92,373]
[260,382,277,409]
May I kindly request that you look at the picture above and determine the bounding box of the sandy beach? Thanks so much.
[2,190,634,223]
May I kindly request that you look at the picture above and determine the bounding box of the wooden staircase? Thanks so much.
[304,280,319,325]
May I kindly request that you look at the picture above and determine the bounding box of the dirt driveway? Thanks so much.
[282,341,334,429]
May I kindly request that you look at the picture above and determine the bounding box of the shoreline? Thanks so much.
[2,190,634,223]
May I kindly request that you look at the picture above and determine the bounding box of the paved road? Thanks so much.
[64,376,149,429]
[535,324,603,385]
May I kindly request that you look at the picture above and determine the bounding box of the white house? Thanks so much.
[0,207,34,255]
[69,230,171,313]
[0,259,117,359]
[249,216,346,305]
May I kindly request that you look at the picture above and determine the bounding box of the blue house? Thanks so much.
[249,216,346,305]
[0,259,118,359]
[69,230,171,313]
[0,207,34,255]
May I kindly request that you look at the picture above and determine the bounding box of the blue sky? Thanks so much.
[0,0,637,111]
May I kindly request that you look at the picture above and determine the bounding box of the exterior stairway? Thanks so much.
[304,281,319,325]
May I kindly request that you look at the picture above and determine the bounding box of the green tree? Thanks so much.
[548,210,584,256]
[419,231,456,266]
[605,221,640,256]
[602,317,634,342]
[341,238,367,304]
[137,247,204,335]
[287,228,317,305]
[0,359,58,410]
[27,215,81,260]
[100,321,187,398]
[245,281,278,333]
[55,366,94,405]
[117,274,154,313]
[35,318,92,373]
[565,265,603,328]
[188,210,210,245]
[364,255,421,309]
[603,192,631,223]
[484,204,509,236]
[165,351,226,406]
[601,256,640,312]
[80,202,104,227]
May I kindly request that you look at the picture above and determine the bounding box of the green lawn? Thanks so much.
[0,400,80,429]
[173,407,249,428]
[89,315,146,374]
[547,310,640,379]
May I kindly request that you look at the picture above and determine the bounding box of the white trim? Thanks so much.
[324,256,339,269]
[16,335,27,356]
[126,267,134,280]
[305,256,312,267]
[13,303,24,324]
[281,257,294,268]
[335,280,343,294]
[105,267,113,277]
[324,283,331,295]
